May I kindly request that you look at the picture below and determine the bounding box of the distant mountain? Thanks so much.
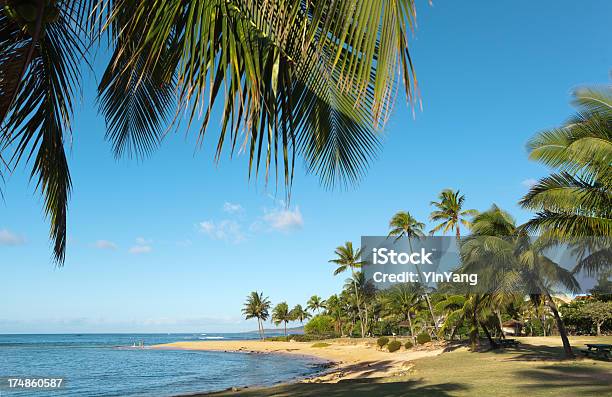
[246,326,304,334]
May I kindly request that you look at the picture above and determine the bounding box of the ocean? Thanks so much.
[0,333,326,396]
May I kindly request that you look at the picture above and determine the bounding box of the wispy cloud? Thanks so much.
[129,237,152,254]
[262,206,303,232]
[94,240,117,250]
[222,202,244,214]
[199,220,245,243]
[521,178,538,188]
[0,229,25,246]
[129,245,152,254]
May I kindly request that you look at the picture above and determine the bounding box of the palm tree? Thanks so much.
[330,242,366,337]
[272,302,292,338]
[289,304,311,324]
[324,294,345,336]
[387,211,438,334]
[387,283,423,344]
[0,0,421,265]
[460,205,580,357]
[520,84,612,275]
[429,189,478,238]
[242,291,271,340]
[307,295,326,314]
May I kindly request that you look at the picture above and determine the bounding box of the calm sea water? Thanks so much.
[0,334,326,396]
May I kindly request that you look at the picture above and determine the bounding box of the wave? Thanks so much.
[198,336,224,340]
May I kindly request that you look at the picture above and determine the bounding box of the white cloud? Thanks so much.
[129,237,152,254]
[263,206,303,232]
[135,237,152,245]
[0,229,25,246]
[129,245,152,254]
[94,240,117,250]
[522,178,538,188]
[222,202,244,214]
[199,220,245,243]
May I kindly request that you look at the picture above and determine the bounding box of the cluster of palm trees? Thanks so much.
[242,84,610,358]
[242,291,317,340]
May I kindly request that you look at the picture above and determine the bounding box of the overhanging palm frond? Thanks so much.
[102,0,420,189]
[1,3,86,264]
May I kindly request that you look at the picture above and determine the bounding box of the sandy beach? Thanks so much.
[152,338,445,383]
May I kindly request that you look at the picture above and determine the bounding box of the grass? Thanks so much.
[201,336,612,397]
[311,342,331,348]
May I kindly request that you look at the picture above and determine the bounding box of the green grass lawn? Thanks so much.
[202,336,612,397]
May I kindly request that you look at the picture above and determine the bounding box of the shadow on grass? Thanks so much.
[202,379,468,397]
[473,341,577,361]
[515,364,612,393]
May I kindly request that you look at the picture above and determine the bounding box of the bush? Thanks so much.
[404,341,413,349]
[416,333,431,344]
[304,315,335,336]
[311,342,331,348]
[387,340,402,352]
[376,336,390,349]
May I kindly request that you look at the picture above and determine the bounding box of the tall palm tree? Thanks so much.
[289,304,311,324]
[242,291,271,340]
[387,211,438,333]
[307,295,326,314]
[429,189,478,238]
[330,242,366,337]
[0,0,422,265]
[460,205,580,357]
[272,302,291,338]
[520,84,612,275]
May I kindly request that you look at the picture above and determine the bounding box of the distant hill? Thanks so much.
[246,326,304,334]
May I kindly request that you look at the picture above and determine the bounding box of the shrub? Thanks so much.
[404,341,413,349]
[387,340,402,352]
[416,333,431,344]
[377,336,390,349]
[304,315,335,336]
[311,342,331,348]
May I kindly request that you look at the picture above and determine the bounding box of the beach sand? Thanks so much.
[152,338,445,383]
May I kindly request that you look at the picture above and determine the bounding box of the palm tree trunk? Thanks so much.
[351,269,365,338]
[545,293,574,358]
[542,313,547,337]
[496,310,505,339]
[407,313,416,344]
[410,240,438,335]
[480,321,498,349]
[284,321,287,339]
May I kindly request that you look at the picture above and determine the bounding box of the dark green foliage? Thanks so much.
[387,340,402,352]
[377,336,390,348]
[417,333,431,344]
[404,341,413,349]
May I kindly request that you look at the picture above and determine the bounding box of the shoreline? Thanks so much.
[152,338,446,393]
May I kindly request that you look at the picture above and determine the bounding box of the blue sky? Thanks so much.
[1,1,611,333]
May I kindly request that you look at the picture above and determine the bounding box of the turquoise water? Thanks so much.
[0,334,326,396]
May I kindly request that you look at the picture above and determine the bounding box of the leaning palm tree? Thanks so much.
[272,302,292,338]
[0,1,421,265]
[429,189,478,238]
[460,205,580,358]
[330,242,366,337]
[289,304,311,324]
[242,291,271,340]
[307,295,326,314]
[387,210,439,333]
[520,84,612,275]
